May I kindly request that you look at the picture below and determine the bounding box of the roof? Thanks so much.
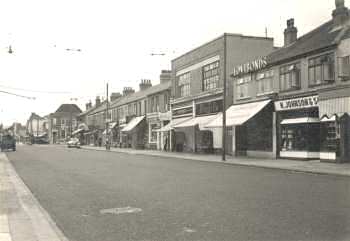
[28,112,43,120]
[267,18,350,65]
[55,104,82,114]
[110,81,171,108]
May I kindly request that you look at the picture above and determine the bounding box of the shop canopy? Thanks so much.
[319,97,350,118]
[205,99,271,128]
[121,116,145,132]
[102,122,118,134]
[72,128,84,135]
[173,115,218,130]
[157,117,191,132]
[281,117,320,125]
[320,115,337,122]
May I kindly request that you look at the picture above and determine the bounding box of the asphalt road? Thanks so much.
[6,145,350,241]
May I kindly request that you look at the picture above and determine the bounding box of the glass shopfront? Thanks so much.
[281,123,320,152]
[275,96,320,160]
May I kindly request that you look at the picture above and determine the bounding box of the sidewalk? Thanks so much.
[81,145,350,177]
[0,153,69,241]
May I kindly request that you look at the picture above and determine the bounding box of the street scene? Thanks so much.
[1,0,350,240]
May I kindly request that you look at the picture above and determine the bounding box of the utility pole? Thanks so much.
[222,33,227,161]
[106,83,110,150]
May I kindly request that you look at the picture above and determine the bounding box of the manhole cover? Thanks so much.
[100,207,142,215]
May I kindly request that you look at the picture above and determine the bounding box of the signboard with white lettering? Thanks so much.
[232,57,268,77]
[275,95,319,111]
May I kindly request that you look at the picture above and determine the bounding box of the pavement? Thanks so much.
[0,153,68,241]
[80,145,350,177]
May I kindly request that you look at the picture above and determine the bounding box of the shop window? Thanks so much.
[320,121,340,152]
[256,69,274,95]
[196,100,223,116]
[202,61,219,91]
[149,124,158,143]
[280,63,301,91]
[178,72,191,97]
[280,124,320,152]
[308,54,334,86]
[236,75,251,99]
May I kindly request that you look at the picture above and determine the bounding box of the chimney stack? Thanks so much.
[85,100,92,110]
[284,18,298,46]
[110,92,122,102]
[332,0,349,27]
[160,70,171,84]
[95,96,101,107]
[139,79,152,91]
[123,87,135,96]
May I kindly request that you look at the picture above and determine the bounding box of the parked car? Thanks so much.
[1,134,16,151]
[67,137,80,148]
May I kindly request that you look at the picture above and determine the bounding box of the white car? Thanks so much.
[67,138,80,148]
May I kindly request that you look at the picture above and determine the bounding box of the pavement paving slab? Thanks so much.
[0,153,69,241]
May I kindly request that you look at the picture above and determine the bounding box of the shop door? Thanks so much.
[236,125,247,156]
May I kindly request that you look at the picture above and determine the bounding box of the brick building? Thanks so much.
[207,0,350,162]
[48,104,82,143]
[168,33,275,154]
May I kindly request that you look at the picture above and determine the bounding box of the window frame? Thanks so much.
[256,69,274,95]
[236,74,251,100]
[308,53,335,86]
[202,61,220,91]
[279,62,301,92]
[178,72,191,97]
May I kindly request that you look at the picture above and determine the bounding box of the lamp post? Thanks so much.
[222,33,227,161]
[105,83,110,150]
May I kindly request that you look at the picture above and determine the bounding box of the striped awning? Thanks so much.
[319,97,350,118]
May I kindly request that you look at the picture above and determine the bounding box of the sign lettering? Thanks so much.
[232,57,268,77]
[275,96,319,111]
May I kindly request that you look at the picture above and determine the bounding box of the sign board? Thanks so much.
[275,95,319,111]
[232,57,268,77]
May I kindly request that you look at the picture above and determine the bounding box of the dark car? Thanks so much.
[1,135,16,151]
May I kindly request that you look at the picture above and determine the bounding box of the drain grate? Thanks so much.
[100,206,142,215]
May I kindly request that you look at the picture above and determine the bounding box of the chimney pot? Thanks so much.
[284,18,298,46]
[332,0,349,27]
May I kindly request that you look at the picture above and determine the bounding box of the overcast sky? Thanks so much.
[0,0,343,126]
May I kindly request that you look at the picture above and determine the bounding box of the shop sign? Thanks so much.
[275,95,319,111]
[172,107,193,117]
[232,57,268,77]
[159,111,172,121]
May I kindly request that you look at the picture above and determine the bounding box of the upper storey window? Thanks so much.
[308,54,334,86]
[280,62,301,91]
[178,72,191,97]
[256,69,274,95]
[236,75,251,99]
[202,61,219,91]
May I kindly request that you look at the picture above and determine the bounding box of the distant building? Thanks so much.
[48,104,82,143]
[26,113,48,138]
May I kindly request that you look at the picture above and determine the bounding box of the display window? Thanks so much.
[320,120,340,153]
[280,124,320,152]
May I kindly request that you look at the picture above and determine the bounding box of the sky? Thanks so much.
[0,0,343,126]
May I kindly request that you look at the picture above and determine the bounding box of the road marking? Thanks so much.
[183,227,197,233]
[100,207,142,215]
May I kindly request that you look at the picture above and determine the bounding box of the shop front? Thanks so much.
[319,94,350,163]
[173,115,217,153]
[121,116,146,149]
[206,99,274,158]
[275,95,320,160]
